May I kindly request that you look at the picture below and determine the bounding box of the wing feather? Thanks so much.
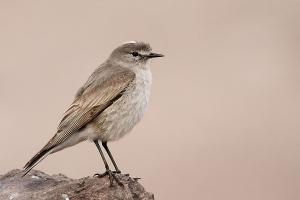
[44,68,135,151]
[23,64,135,175]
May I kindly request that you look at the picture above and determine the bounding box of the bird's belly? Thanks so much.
[88,80,151,142]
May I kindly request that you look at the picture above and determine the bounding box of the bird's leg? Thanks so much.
[102,142,121,174]
[93,140,123,187]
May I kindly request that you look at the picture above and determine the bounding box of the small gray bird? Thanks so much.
[23,41,163,185]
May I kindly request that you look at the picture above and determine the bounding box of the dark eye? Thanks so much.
[131,52,139,57]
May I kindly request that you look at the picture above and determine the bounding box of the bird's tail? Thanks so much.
[22,148,52,177]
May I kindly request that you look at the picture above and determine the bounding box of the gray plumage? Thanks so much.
[23,41,163,176]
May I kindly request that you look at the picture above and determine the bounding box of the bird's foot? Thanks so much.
[94,170,123,187]
[93,170,120,177]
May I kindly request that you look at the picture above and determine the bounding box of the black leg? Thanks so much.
[93,140,123,186]
[102,142,121,173]
[94,140,110,171]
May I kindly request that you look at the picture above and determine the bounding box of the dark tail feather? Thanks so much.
[22,148,52,177]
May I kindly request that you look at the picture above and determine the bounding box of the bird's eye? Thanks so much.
[131,52,139,57]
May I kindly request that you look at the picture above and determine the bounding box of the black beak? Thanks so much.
[147,52,164,58]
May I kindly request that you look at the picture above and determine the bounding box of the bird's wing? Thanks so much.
[44,69,135,151]
[23,66,135,175]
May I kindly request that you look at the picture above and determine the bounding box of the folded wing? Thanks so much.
[23,67,135,175]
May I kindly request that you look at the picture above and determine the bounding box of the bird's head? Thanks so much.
[108,41,164,68]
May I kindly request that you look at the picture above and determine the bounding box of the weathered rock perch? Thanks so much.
[0,169,154,200]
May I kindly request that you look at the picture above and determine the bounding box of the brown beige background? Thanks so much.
[1,1,300,199]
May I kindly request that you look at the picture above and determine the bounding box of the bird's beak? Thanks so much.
[147,52,164,58]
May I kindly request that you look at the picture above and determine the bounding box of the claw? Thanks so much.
[94,170,124,187]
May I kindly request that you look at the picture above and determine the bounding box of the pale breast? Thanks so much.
[88,68,152,141]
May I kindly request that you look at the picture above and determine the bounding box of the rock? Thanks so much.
[0,169,154,200]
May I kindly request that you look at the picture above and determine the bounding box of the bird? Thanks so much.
[23,41,164,185]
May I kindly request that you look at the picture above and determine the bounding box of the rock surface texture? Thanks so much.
[0,169,154,200]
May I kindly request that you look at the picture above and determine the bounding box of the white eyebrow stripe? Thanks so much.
[123,41,137,44]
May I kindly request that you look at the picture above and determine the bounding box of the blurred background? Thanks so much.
[1,0,300,199]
